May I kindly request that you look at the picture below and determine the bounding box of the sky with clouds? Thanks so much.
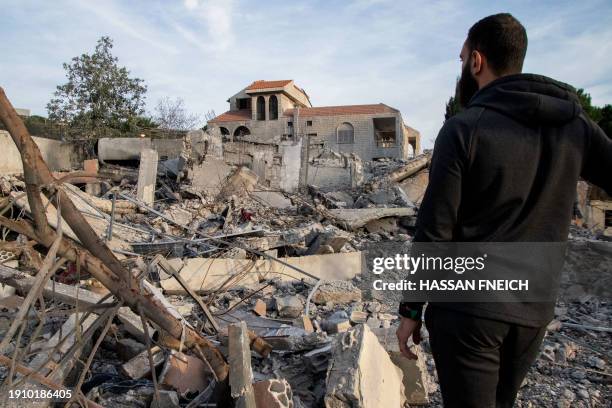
[1,0,611,148]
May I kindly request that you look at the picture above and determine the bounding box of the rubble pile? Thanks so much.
[0,98,610,407]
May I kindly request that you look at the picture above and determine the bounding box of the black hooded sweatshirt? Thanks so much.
[403,74,612,327]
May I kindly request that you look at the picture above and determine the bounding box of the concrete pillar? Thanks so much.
[136,149,158,206]
[83,159,101,196]
[228,321,256,408]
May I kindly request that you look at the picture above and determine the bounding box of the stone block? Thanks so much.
[324,324,405,408]
[275,295,304,318]
[371,327,430,405]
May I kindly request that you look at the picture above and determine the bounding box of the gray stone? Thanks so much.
[152,390,180,408]
[116,338,146,361]
[325,324,405,408]
[371,327,431,405]
[275,295,304,318]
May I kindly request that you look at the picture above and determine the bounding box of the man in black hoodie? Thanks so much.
[396,13,612,407]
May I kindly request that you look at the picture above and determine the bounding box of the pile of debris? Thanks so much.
[0,87,609,408]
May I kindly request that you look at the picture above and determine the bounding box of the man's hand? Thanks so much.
[396,316,422,360]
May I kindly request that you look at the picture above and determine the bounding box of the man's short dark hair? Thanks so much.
[467,13,528,75]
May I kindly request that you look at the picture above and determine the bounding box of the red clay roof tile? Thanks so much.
[208,110,251,123]
[284,104,397,117]
[246,80,292,90]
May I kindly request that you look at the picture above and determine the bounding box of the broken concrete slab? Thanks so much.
[251,190,293,209]
[372,327,430,405]
[253,378,294,408]
[398,170,429,205]
[312,280,362,305]
[120,346,165,379]
[136,148,158,206]
[186,158,232,196]
[160,252,365,294]
[324,324,405,408]
[218,166,258,200]
[328,207,415,231]
[229,321,257,408]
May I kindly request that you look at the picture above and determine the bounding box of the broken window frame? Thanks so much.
[373,117,397,148]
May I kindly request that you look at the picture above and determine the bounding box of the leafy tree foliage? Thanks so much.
[444,95,462,121]
[47,37,147,133]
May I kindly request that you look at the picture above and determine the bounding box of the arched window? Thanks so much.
[337,122,354,144]
[269,95,278,120]
[256,96,265,121]
[219,127,230,142]
[233,126,251,140]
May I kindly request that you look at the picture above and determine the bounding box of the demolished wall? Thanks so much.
[0,130,76,174]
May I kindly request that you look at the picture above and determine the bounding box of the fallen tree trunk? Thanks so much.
[0,88,230,382]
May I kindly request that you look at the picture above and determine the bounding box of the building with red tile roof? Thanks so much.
[208,80,420,163]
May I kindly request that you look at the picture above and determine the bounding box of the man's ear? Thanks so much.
[471,50,483,76]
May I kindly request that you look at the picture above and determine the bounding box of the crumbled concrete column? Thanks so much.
[253,378,294,408]
[136,148,158,206]
[324,324,405,408]
[372,327,431,405]
[229,321,257,408]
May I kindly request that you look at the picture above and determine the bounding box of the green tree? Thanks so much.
[576,88,602,123]
[444,95,462,121]
[598,104,612,137]
[47,36,147,135]
[444,78,462,121]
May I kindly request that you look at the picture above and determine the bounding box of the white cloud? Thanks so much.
[181,0,235,52]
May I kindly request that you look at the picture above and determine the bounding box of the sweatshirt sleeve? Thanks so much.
[413,117,471,242]
[581,119,612,196]
[400,117,471,320]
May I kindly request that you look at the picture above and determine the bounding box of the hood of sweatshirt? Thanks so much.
[469,74,582,126]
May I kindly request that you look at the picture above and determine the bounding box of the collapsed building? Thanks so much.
[0,85,610,408]
[208,80,421,191]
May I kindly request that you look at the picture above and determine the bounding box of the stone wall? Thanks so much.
[0,130,75,175]
[210,110,411,161]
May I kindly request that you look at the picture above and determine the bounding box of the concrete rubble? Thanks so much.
[1,100,610,408]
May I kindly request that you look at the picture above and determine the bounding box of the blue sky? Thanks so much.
[1,0,611,148]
